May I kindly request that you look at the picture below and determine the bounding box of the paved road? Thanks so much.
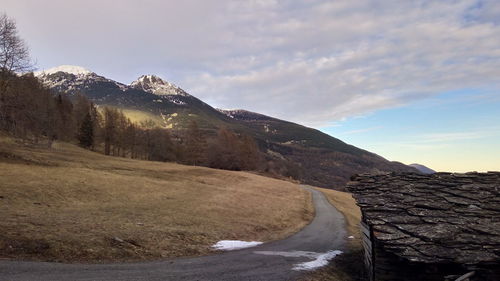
[0,186,347,281]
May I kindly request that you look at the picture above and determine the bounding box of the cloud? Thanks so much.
[182,0,500,126]
[4,0,500,126]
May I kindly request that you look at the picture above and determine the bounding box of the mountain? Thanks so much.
[216,109,417,187]
[35,65,418,189]
[409,163,436,174]
[130,75,190,96]
[35,65,226,129]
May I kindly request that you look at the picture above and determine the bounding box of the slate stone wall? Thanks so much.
[349,172,500,281]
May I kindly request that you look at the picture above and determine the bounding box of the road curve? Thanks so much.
[0,186,347,281]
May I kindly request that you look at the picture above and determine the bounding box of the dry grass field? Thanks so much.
[0,136,313,263]
[302,187,364,281]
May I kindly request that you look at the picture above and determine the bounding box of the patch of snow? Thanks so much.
[254,250,343,271]
[212,240,263,251]
[282,140,306,145]
[292,250,343,271]
[264,124,270,133]
[217,109,247,118]
[163,96,187,105]
[35,65,92,76]
[348,236,354,239]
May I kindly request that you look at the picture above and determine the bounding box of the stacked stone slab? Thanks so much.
[347,172,500,281]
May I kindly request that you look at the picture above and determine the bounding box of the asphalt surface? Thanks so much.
[0,186,347,281]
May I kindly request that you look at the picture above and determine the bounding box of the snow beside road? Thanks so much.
[254,249,343,271]
[212,240,263,251]
[293,250,343,271]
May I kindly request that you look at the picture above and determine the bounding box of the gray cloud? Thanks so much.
[3,0,500,126]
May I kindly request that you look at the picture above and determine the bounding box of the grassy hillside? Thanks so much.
[0,136,314,262]
[103,107,166,126]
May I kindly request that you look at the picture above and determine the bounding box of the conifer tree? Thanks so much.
[78,112,94,148]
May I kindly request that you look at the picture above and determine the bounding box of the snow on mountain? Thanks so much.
[34,65,128,93]
[217,109,275,121]
[35,66,189,98]
[34,66,193,109]
[130,75,189,96]
[34,65,92,76]
[217,109,259,118]
[217,109,242,119]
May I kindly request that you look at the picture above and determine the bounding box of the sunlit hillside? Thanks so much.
[0,136,313,262]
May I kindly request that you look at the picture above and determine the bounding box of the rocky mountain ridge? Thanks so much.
[130,75,190,96]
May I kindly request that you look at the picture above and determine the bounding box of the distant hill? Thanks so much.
[409,163,436,174]
[35,65,418,189]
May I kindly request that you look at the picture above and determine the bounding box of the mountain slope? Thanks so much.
[218,109,417,187]
[409,163,436,174]
[35,65,418,189]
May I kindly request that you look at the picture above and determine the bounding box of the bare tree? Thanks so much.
[208,128,242,170]
[103,107,118,155]
[0,13,33,74]
[184,120,206,165]
[0,13,33,130]
[238,134,261,170]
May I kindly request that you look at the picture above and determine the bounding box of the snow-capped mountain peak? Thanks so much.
[34,65,93,76]
[34,65,127,94]
[130,75,189,96]
[35,66,191,105]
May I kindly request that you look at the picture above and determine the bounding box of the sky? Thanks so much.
[2,0,499,172]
